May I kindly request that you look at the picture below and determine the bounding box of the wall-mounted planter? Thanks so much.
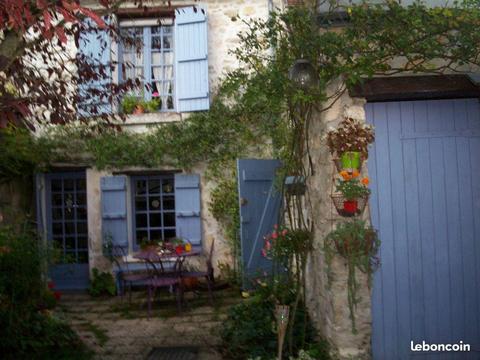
[331,193,369,217]
[336,151,362,172]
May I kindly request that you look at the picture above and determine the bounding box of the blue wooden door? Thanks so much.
[46,172,89,290]
[368,99,480,359]
[237,159,282,289]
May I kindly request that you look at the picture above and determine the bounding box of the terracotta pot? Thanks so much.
[133,105,144,114]
[343,200,358,214]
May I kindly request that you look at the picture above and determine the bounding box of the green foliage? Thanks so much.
[0,224,91,359]
[324,220,380,333]
[88,268,116,297]
[121,94,139,114]
[220,286,329,360]
[335,178,370,200]
[142,98,161,112]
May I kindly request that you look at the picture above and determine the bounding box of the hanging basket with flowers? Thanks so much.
[326,117,375,171]
[332,172,370,217]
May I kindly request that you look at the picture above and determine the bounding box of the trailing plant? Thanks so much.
[88,268,116,297]
[326,118,375,158]
[324,220,380,333]
[121,94,139,114]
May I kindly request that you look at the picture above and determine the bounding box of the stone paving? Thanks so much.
[57,287,241,360]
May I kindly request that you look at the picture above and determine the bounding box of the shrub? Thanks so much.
[0,224,92,359]
[220,287,330,360]
[88,268,116,297]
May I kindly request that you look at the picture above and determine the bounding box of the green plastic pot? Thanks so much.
[340,151,361,170]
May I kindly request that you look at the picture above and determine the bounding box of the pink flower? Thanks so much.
[271,232,278,239]
[265,240,272,250]
[261,248,267,257]
[274,224,278,230]
[282,229,288,236]
[152,92,159,97]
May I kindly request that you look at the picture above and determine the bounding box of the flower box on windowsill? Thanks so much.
[331,193,369,217]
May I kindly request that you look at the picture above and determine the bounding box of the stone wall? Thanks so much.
[305,82,372,359]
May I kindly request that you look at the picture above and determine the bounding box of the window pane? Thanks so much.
[77,193,86,206]
[150,230,162,241]
[164,229,176,240]
[65,222,75,235]
[152,53,162,66]
[162,178,174,193]
[53,237,63,250]
[52,207,63,220]
[163,213,175,227]
[152,36,161,50]
[52,223,63,236]
[148,179,160,194]
[163,196,174,210]
[163,35,172,49]
[64,179,74,191]
[77,207,87,220]
[149,196,161,210]
[149,213,162,227]
[52,193,63,206]
[136,230,148,243]
[136,180,147,195]
[65,237,75,251]
[78,236,88,249]
[77,222,88,235]
[135,196,147,211]
[76,178,86,191]
[164,52,174,66]
[136,213,148,228]
[78,251,88,264]
[51,180,62,192]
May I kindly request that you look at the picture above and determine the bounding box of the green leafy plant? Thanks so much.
[326,118,375,158]
[143,97,161,112]
[88,268,116,297]
[324,220,380,333]
[335,178,370,200]
[121,94,139,114]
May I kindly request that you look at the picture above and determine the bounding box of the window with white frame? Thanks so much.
[119,19,175,111]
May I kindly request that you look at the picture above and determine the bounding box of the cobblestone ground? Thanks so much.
[57,287,240,360]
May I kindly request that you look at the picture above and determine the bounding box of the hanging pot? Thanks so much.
[343,200,358,214]
[340,151,361,170]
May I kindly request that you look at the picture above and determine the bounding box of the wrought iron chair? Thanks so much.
[144,251,184,318]
[111,245,150,303]
[180,239,215,305]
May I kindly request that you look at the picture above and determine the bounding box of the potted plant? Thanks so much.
[121,94,139,115]
[326,117,375,170]
[324,219,380,332]
[332,174,370,216]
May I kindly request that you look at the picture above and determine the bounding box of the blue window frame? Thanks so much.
[120,21,175,111]
[132,175,176,248]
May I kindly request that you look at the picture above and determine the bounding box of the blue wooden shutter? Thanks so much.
[174,6,210,112]
[237,159,283,289]
[101,176,128,249]
[78,17,112,117]
[174,174,202,246]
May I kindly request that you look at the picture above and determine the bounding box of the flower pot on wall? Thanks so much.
[133,105,145,114]
[340,151,361,171]
[331,194,369,217]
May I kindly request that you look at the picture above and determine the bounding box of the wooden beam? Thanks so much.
[115,6,175,19]
[349,75,480,102]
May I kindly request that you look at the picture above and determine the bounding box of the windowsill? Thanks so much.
[122,111,183,126]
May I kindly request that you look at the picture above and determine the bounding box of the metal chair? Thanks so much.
[145,252,184,318]
[180,239,215,305]
[111,245,150,303]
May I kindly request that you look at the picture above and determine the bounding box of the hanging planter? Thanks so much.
[331,193,369,217]
[333,155,364,173]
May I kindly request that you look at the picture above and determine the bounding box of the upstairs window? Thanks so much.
[120,20,175,111]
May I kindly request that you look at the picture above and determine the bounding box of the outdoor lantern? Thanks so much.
[288,59,318,89]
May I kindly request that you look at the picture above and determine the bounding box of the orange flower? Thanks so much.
[339,170,351,180]
[351,169,360,178]
[361,177,370,185]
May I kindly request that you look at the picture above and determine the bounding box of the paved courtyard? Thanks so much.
[57,288,240,360]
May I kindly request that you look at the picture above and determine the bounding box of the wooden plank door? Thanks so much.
[237,159,282,289]
[367,99,480,359]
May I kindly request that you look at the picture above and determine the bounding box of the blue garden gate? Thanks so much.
[237,159,282,289]
[368,99,480,359]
